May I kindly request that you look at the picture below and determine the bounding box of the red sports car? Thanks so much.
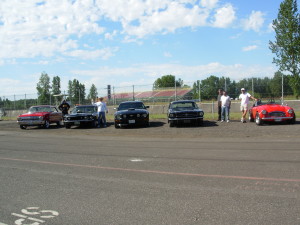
[17,105,63,129]
[249,99,296,125]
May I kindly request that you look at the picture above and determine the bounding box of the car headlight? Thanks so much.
[123,114,127,119]
[142,113,147,118]
[137,114,140,117]
[84,116,88,119]
[288,109,294,114]
[262,110,267,115]
[199,111,204,116]
[169,113,174,117]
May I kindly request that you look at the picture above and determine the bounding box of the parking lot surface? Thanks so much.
[0,120,299,225]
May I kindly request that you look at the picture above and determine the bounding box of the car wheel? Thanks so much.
[65,124,71,129]
[289,115,296,124]
[255,113,263,126]
[92,120,97,128]
[56,121,62,127]
[197,119,203,126]
[44,120,50,129]
[114,123,119,128]
[249,113,254,122]
[169,121,174,127]
[20,125,27,129]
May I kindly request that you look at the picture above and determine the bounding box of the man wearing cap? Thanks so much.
[239,88,257,123]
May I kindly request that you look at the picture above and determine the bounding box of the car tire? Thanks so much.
[114,123,119,128]
[197,119,203,126]
[65,124,71,129]
[249,113,254,122]
[20,125,27,129]
[56,121,62,127]
[255,113,263,126]
[44,120,50,129]
[288,115,296,124]
[169,121,174,127]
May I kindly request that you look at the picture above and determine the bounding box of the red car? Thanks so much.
[17,105,63,129]
[249,99,296,125]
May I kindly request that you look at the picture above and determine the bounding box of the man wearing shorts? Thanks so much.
[239,88,257,123]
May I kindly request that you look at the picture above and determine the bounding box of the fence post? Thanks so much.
[133,85,135,101]
[212,101,214,119]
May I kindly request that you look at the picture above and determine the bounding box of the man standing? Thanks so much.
[58,99,70,116]
[239,88,257,123]
[217,89,223,121]
[220,91,231,123]
[93,97,108,128]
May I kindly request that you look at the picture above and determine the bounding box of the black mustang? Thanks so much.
[114,101,150,128]
[168,100,204,127]
[64,105,98,129]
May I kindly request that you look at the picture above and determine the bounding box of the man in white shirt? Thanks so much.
[239,88,257,123]
[220,91,231,122]
[93,97,108,128]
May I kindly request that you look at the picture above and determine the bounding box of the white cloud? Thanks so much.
[64,47,119,60]
[212,4,236,28]
[164,52,173,58]
[242,45,258,52]
[200,0,219,9]
[242,11,265,32]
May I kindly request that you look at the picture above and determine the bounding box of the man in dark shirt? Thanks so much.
[58,100,70,116]
[217,89,223,121]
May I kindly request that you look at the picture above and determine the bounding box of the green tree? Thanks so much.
[36,72,51,105]
[87,84,98,101]
[153,75,183,89]
[68,79,86,105]
[269,0,300,98]
[52,76,62,102]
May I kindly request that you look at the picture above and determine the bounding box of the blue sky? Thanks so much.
[0,0,296,96]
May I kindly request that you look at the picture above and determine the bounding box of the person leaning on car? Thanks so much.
[58,99,70,116]
[239,88,257,123]
[92,97,108,128]
[217,89,223,121]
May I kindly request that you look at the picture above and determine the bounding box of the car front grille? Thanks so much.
[268,111,285,117]
[19,116,40,120]
[175,112,198,118]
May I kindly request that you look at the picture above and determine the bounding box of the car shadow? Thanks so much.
[170,120,218,128]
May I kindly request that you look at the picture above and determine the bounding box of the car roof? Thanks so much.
[119,101,144,104]
[75,105,96,107]
[32,105,55,107]
[170,100,196,104]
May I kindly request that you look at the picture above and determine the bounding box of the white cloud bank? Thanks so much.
[0,0,239,61]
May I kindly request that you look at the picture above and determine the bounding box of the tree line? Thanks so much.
[35,72,98,105]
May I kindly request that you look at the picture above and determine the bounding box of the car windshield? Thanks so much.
[170,102,198,110]
[255,99,282,106]
[29,106,53,113]
[71,106,97,114]
[118,102,146,110]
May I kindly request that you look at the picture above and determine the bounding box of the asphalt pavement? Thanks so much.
[0,120,299,225]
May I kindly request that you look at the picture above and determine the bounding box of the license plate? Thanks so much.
[183,120,191,123]
[74,121,80,125]
[128,120,135,124]
[275,118,282,122]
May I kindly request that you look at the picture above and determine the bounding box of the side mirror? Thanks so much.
[145,106,150,108]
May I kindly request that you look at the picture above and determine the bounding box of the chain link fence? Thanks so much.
[0,80,297,120]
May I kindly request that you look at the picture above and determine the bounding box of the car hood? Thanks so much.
[169,108,203,113]
[18,112,49,117]
[66,113,95,117]
[115,109,148,114]
[258,104,291,112]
